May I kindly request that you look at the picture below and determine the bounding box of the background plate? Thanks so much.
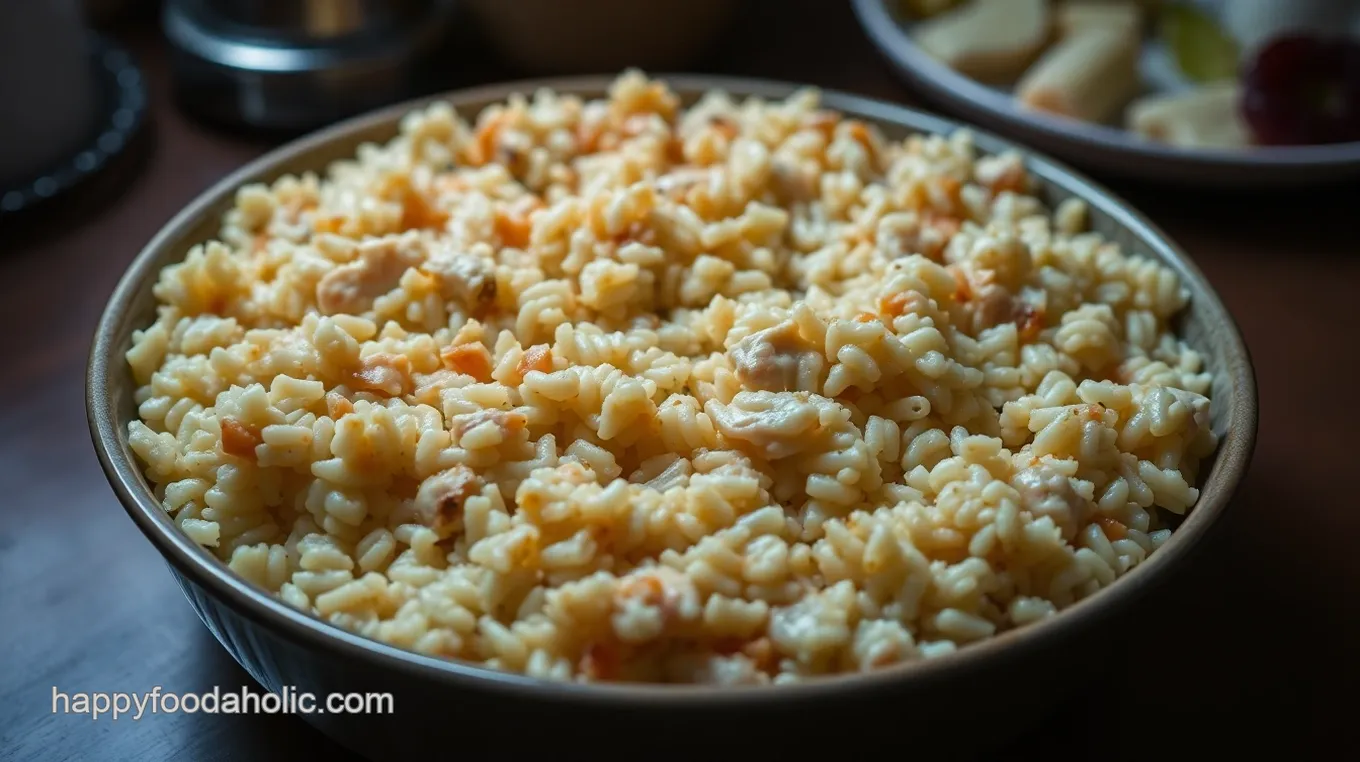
[851,0,1360,188]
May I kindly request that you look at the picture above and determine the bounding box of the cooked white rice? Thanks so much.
[126,71,1218,684]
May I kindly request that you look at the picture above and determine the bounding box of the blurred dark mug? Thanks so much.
[164,0,454,130]
[0,0,97,186]
[183,0,437,37]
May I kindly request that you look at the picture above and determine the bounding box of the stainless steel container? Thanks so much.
[164,0,457,131]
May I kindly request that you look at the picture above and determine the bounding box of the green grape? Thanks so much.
[1160,2,1240,83]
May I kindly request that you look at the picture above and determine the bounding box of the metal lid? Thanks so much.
[163,0,457,131]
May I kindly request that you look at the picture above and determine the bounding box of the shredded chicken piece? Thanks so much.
[975,152,1028,195]
[610,567,702,644]
[800,109,839,138]
[350,353,412,397]
[771,159,819,203]
[952,265,1044,336]
[423,250,497,312]
[1168,388,1213,433]
[705,391,824,460]
[1012,464,1091,540]
[640,457,692,492]
[950,266,1013,333]
[729,321,825,393]
[684,654,767,685]
[451,409,528,439]
[612,220,656,246]
[878,211,956,261]
[972,280,1016,332]
[655,167,713,197]
[413,464,482,533]
[315,239,420,315]
[411,370,460,408]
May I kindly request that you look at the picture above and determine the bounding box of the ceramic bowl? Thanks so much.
[88,74,1257,760]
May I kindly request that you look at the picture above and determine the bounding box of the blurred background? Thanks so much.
[0,1,1355,760]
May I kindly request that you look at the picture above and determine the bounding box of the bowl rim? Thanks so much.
[849,0,1360,171]
[87,73,1258,706]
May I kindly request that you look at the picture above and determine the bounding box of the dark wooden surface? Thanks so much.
[2,3,1355,760]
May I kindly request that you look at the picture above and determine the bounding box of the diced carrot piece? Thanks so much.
[400,188,448,231]
[312,214,344,234]
[516,344,553,377]
[802,110,839,139]
[220,417,261,459]
[1015,304,1045,343]
[988,163,1028,195]
[494,195,541,249]
[665,136,686,164]
[441,343,494,382]
[494,210,531,248]
[878,291,910,318]
[741,637,776,671]
[473,112,509,166]
[847,120,872,146]
[325,392,354,419]
[923,210,962,241]
[576,120,604,154]
[1096,516,1129,541]
[579,642,619,681]
[708,114,739,140]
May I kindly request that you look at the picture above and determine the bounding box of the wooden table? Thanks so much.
[2,4,1353,759]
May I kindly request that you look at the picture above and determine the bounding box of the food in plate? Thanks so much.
[1018,26,1142,123]
[902,0,1360,150]
[911,0,1052,82]
[1240,34,1360,147]
[126,72,1219,684]
[1158,1,1239,84]
[1057,1,1144,40]
[1129,81,1250,148]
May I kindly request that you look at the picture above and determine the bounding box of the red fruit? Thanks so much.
[1241,34,1360,146]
